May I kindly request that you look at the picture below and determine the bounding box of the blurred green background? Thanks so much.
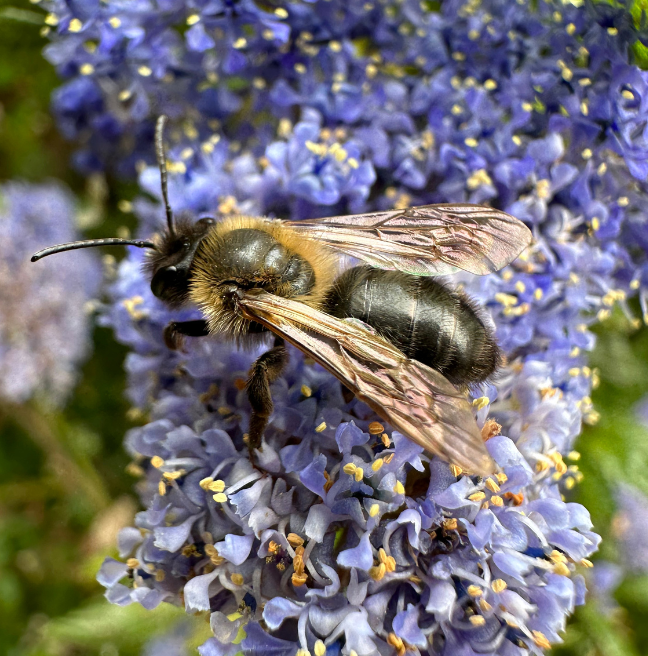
[1,3,648,655]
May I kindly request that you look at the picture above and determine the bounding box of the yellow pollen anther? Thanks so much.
[343,463,357,476]
[535,178,551,199]
[485,478,500,493]
[479,599,492,611]
[369,504,380,517]
[467,169,492,190]
[467,584,483,597]
[68,18,83,32]
[158,480,166,496]
[233,37,247,49]
[213,492,228,503]
[208,480,226,493]
[122,295,146,320]
[607,27,618,36]
[163,470,183,481]
[472,396,490,410]
[368,421,384,435]
[484,79,497,90]
[469,492,486,502]
[287,533,304,547]
[469,615,486,626]
[372,458,384,472]
[580,558,594,568]
[464,137,478,148]
[315,421,327,432]
[45,13,59,26]
[492,579,507,593]
[532,631,552,649]
[369,562,387,580]
[138,66,152,77]
[127,558,139,568]
[275,7,288,18]
[387,633,404,651]
[496,472,508,484]
[495,292,518,307]
[450,464,463,477]
[381,433,391,447]
[187,14,200,25]
[354,468,364,482]
[155,569,166,581]
[151,456,164,468]
[80,63,95,75]
[199,477,214,490]
[300,385,312,397]
[443,518,458,530]
[393,481,405,495]
[230,573,244,585]
[292,572,308,586]
[314,641,326,656]
[553,562,571,577]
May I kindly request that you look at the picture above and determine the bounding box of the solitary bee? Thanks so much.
[32,117,531,475]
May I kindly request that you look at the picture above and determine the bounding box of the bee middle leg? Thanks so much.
[164,320,210,350]
[245,337,288,455]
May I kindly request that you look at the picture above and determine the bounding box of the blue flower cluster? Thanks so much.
[99,246,601,654]
[0,181,101,405]
[39,0,648,653]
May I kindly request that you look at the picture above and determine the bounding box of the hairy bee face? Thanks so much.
[146,217,216,308]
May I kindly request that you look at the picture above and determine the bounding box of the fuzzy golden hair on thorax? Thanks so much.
[189,216,339,338]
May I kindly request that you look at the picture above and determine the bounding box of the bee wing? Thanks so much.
[237,290,495,475]
[283,204,532,276]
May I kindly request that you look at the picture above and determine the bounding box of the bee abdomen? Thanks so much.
[324,266,500,386]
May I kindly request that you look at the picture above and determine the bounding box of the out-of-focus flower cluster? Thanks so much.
[0,181,101,405]
[36,0,648,652]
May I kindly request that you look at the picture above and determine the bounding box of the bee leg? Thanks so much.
[245,337,288,457]
[164,320,210,350]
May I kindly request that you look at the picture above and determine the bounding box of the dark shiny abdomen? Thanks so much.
[324,266,500,385]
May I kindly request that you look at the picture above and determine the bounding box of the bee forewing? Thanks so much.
[283,204,532,276]
[237,290,496,476]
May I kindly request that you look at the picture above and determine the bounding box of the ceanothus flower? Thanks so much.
[42,0,648,653]
[0,181,101,404]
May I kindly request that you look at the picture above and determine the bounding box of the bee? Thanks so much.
[32,116,531,476]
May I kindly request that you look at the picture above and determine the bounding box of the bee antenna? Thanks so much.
[156,115,176,237]
[31,238,157,262]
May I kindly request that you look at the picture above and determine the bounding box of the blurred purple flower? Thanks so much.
[0,181,101,404]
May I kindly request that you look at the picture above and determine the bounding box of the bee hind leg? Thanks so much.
[245,337,288,458]
[164,320,210,350]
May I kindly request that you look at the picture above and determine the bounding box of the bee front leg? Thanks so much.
[164,320,210,350]
[245,337,288,457]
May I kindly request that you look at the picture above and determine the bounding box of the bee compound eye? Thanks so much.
[150,265,178,299]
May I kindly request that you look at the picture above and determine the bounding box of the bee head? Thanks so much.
[146,217,215,307]
[30,116,218,311]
